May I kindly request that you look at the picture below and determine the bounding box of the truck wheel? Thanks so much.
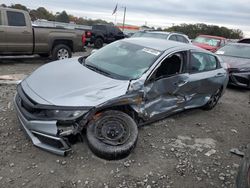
[202,88,222,110]
[52,44,72,60]
[94,38,104,49]
[86,110,138,160]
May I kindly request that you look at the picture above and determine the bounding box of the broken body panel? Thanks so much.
[14,38,229,155]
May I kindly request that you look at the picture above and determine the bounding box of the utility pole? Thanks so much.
[122,6,126,31]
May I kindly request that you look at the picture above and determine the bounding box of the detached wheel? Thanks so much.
[203,88,222,110]
[52,44,72,60]
[87,110,138,160]
[94,38,104,49]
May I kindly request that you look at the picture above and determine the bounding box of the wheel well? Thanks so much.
[95,36,104,42]
[95,105,141,124]
[52,40,73,52]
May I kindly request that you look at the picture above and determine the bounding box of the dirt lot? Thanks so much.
[0,52,249,188]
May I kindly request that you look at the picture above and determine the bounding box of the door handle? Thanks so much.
[174,80,188,87]
[215,73,225,77]
[22,31,31,34]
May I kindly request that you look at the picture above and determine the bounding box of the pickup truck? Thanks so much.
[0,7,86,60]
[85,24,125,48]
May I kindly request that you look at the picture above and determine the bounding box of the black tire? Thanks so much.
[202,88,222,110]
[86,110,138,160]
[52,44,72,60]
[94,38,104,49]
[236,146,250,188]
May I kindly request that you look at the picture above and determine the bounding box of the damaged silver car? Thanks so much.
[14,38,229,160]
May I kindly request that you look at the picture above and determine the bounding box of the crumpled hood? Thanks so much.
[219,55,250,69]
[22,57,130,107]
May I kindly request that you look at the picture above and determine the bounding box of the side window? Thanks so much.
[154,52,186,80]
[7,11,26,26]
[189,52,218,73]
[169,35,177,41]
[176,35,184,43]
[177,35,189,43]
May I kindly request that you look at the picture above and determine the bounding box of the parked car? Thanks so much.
[131,30,191,44]
[238,38,250,44]
[85,24,125,48]
[0,7,85,60]
[14,38,228,160]
[193,35,227,52]
[236,144,250,188]
[216,43,250,88]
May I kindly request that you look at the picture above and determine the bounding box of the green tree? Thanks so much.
[10,4,28,11]
[56,11,69,23]
[165,23,243,39]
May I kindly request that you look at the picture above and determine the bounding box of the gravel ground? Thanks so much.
[0,52,249,188]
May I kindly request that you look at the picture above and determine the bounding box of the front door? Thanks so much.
[4,10,33,54]
[143,51,190,120]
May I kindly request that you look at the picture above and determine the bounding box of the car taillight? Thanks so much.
[86,31,91,37]
[82,34,86,45]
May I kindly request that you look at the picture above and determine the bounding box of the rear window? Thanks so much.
[216,44,250,59]
[7,11,26,26]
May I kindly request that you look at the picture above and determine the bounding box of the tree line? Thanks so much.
[164,23,243,39]
[1,3,244,38]
[1,3,112,25]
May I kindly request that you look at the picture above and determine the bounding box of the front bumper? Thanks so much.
[229,72,250,88]
[14,94,72,156]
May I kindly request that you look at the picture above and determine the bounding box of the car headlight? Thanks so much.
[45,110,89,120]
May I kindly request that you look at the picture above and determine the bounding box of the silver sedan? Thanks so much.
[14,38,229,160]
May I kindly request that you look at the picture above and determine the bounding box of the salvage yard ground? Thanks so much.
[0,50,249,188]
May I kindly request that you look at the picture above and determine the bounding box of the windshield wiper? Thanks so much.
[85,64,111,76]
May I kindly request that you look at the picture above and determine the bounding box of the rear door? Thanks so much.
[5,10,33,54]
[184,50,226,108]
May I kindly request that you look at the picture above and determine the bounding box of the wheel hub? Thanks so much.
[95,117,130,146]
[57,48,69,60]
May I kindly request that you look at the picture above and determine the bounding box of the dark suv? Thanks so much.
[85,24,125,48]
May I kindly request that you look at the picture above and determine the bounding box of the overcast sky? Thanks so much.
[2,0,250,36]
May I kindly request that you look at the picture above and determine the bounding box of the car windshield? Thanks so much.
[216,44,250,59]
[132,32,168,39]
[194,36,221,47]
[85,41,162,80]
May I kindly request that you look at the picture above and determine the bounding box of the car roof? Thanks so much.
[198,35,226,40]
[144,31,170,35]
[123,37,203,52]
